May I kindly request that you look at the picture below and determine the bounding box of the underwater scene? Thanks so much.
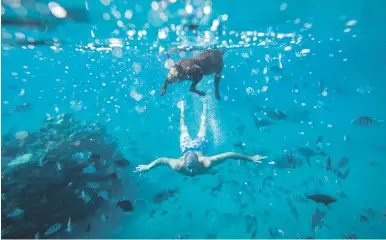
[1,0,386,239]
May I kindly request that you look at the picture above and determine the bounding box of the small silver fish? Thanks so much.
[38,156,46,167]
[98,191,109,200]
[336,191,347,198]
[34,232,40,239]
[56,162,62,171]
[80,191,91,203]
[44,223,62,236]
[65,216,74,233]
[86,182,101,189]
[101,214,107,221]
[324,176,331,183]
[82,165,97,174]
[7,208,24,219]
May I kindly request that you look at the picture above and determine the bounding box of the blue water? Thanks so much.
[2,0,386,238]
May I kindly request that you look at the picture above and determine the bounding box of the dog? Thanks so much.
[160,50,224,100]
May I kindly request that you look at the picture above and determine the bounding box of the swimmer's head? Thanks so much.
[184,151,200,173]
[167,67,179,83]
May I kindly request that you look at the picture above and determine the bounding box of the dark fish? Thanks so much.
[12,103,33,112]
[259,176,274,192]
[203,180,232,195]
[305,193,337,206]
[108,172,119,179]
[359,215,369,222]
[161,210,168,216]
[323,106,332,112]
[351,116,380,125]
[286,198,299,223]
[153,188,179,203]
[184,24,199,31]
[85,222,92,232]
[245,214,258,237]
[233,141,246,151]
[253,117,273,128]
[251,215,258,238]
[296,147,324,166]
[336,169,350,179]
[259,108,287,120]
[177,205,183,211]
[311,208,326,231]
[268,228,283,238]
[4,39,62,46]
[64,8,90,22]
[1,17,56,31]
[114,159,130,167]
[268,65,282,73]
[325,156,331,171]
[337,157,349,168]
[116,200,134,212]
[245,215,254,233]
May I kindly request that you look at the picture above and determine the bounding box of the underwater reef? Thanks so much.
[1,113,128,239]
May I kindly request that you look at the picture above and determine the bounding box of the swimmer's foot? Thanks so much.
[177,101,185,111]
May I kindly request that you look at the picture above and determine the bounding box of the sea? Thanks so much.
[1,0,386,239]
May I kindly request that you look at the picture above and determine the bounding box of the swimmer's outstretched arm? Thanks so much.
[202,152,267,168]
[134,157,184,172]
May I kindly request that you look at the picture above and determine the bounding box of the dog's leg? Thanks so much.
[214,73,221,100]
[160,79,169,96]
[189,78,206,96]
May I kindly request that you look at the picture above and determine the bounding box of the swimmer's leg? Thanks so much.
[179,101,190,142]
[197,103,207,138]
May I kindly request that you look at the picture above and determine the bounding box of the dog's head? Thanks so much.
[166,65,181,83]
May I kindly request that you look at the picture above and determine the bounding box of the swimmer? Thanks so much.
[134,101,266,176]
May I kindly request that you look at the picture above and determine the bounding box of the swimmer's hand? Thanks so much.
[252,155,267,163]
[134,164,150,172]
